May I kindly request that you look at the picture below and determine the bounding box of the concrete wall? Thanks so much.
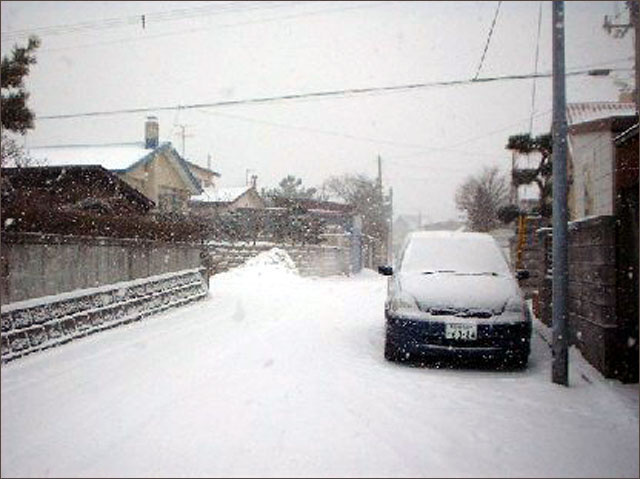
[206,241,352,277]
[1,233,203,305]
[537,215,637,382]
[1,232,358,307]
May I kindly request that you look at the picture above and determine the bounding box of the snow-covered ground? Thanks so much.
[1,249,638,478]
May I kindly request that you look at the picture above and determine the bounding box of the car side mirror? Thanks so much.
[516,270,530,280]
[378,265,393,276]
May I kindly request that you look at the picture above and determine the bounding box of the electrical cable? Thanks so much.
[1,2,295,39]
[529,1,544,135]
[474,1,502,80]
[35,68,625,122]
[35,2,387,54]
[196,109,496,154]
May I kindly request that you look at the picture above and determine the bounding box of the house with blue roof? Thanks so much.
[25,117,205,213]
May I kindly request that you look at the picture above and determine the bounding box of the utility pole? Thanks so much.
[388,187,393,264]
[376,154,386,262]
[377,154,383,193]
[552,1,569,386]
[631,0,639,343]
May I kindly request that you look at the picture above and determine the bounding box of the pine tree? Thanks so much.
[261,175,318,206]
[1,35,41,167]
[506,132,553,218]
[1,35,41,133]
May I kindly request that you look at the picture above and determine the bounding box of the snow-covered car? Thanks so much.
[378,231,531,368]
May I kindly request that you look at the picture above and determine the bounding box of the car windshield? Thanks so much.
[399,234,511,275]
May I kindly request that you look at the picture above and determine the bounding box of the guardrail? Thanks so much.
[1,268,208,363]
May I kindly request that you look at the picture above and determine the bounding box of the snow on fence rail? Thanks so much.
[0,268,208,363]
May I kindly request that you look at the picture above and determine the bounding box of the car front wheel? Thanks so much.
[384,335,402,362]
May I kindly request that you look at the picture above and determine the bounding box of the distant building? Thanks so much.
[24,117,202,213]
[184,158,221,190]
[189,185,266,214]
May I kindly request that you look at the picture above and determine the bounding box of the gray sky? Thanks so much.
[1,1,634,222]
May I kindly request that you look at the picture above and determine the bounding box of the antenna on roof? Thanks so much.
[173,123,194,158]
[245,168,254,186]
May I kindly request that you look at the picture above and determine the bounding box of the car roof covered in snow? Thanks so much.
[401,230,509,274]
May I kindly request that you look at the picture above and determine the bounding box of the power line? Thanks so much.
[199,109,514,160]
[382,109,553,164]
[35,68,621,122]
[474,1,502,80]
[25,141,143,149]
[0,2,295,39]
[196,109,496,154]
[21,2,386,54]
[448,109,553,149]
[529,1,544,135]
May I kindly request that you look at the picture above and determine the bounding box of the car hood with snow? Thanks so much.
[397,271,521,315]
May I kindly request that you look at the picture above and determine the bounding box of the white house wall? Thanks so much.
[569,130,614,219]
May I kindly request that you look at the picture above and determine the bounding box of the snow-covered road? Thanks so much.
[1,250,638,478]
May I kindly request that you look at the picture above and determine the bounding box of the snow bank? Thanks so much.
[230,247,299,276]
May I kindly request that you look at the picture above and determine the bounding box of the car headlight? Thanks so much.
[389,291,420,314]
[505,296,524,313]
[504,296,529,321]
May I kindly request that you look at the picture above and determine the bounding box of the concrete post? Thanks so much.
[551,1,569,386]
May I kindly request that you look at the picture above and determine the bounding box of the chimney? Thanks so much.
[145,116,159,149]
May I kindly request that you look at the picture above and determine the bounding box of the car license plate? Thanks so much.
[445,323,477,340]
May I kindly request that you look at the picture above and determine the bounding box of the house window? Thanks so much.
[158,187,184,212]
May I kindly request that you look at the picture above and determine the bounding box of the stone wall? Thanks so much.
[1,232,204,305]
[537,215,637,382]
[1,268,208,363]
[206,241,352,277]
